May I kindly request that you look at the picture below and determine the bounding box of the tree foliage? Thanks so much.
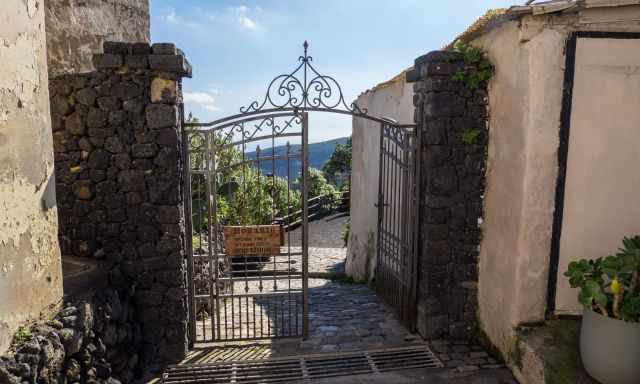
[322,137,352,185]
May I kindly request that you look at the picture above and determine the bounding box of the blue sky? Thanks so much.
[150,0,516,143]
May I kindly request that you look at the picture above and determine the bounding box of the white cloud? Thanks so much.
[238,16,257,30]
[208,5,263,32]
[184,91,220,112]
[162,8,202,29]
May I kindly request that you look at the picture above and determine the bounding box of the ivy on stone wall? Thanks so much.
[451,40,493,90]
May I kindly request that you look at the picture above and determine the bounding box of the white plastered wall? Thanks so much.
[346,74,415,282]
[555,37,640,314]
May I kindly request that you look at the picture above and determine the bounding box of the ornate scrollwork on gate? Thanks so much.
[217,114,302,146]
[240,41,368,115]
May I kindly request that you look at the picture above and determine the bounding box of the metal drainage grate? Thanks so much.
[162,345,443,383]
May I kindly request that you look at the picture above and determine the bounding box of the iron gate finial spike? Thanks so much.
[303,40,308,56]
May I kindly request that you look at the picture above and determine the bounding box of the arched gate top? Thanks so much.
[186,41,415,130]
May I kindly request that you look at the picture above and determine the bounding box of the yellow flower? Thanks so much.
[611,278,621,295]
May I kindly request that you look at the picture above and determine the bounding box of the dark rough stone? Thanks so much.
[97,96,121,111]
[114,153,132,170]
[429,166,457,195]
[87,108,108,128]
[151,43,176,55]
[156,129,178,146]
[112,82,143,101]
[104,136,124,154]
[76,87,98,106]
[125,55,148,69]
[72,180,94,200]
[156,206,180,224]
[414,50,487,341]
[103,41,130,55]
[123,98,145,114]
[51,94,71,116]
[118,170,146,192]
[424,92,466,117]
[145,104,178,130]
[131,143,157,158]
[132,42,152,55]
[65,112,85,135]
[49,44,190,373]
[153,147,177,168]
[93,54,123,69]
[88,149,111,170]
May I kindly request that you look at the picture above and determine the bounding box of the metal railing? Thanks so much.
[274,189,349,231]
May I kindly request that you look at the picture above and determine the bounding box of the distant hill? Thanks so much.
[247,137,349,177]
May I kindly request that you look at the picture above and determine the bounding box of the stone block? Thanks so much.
[87,108,108,128]
[427,240,450,265]
[156,129,178,146]
[104,136,124,154]
[153,147,177,168]
[145,104,178,130]
[93,54,123,69]
[132,42,152,55]
[118,170,146,192]
[149,55,192,77]
[96,96,120,111]
[416,311,448,340]
[65,112,85,135]
[72,180,93,200]
[112,82,143,101]
[88,149,111,170]
[150,77,177,104]
[424,118,448,145]
[428,166,457,195]
[125,55,148,69]
[132,143,157,158]
[156,206,180,224]
[424,92,466,118]
[76,88,98,106]
[151,43,177,55]
[103,42,130,55]
[108,110,128,126]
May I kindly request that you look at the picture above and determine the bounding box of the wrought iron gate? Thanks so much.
[183,41,419,345]
[376,122,420,329]
[185,112,310,343]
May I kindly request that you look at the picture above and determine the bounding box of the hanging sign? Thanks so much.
[223,225,283,256]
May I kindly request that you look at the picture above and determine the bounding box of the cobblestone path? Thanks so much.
[287,212,349,275]
[184,212,515,382]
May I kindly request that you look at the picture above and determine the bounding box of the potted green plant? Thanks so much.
[565,236,640,384]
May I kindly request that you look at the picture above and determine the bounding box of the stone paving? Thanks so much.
[287,212,349,276]
[184,213,516,382]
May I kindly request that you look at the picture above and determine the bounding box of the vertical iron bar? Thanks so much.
[182,129,196,346]
[390,130,403,313]
[398,128,409,320]
[286,142,292,337]
[409,126,421,330]
[204,132,217,341]
[301,112,310,339]
[376,122,385,297]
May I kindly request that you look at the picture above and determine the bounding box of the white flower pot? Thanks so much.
[580,309,640,384]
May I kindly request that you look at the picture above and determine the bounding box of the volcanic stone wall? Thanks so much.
[0,291,141,384]
[410,51,488,339]
[50,41,191,369]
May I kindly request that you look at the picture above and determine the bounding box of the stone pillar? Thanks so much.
[409,51,488,339]
[50,41,191,369]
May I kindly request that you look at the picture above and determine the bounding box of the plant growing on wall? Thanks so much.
[461,128,482,145]
[565,236,640,322]
[451,40,493,90]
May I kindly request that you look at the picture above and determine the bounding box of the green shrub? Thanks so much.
[564,236,640,322]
